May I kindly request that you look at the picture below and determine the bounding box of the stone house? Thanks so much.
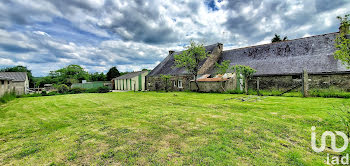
[0,76,14,97]
[146,43,225,91]
[115,71,149,91]
[146,32,350,92]
[0,72,29,95]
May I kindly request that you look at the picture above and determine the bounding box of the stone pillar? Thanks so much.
[302,69,309,97]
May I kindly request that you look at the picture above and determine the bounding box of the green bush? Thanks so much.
[57,84,69,94]
[41,91,47,95]
[19,93,43,98]
[224,89,244,94]
[86,88,98,93]
[0,92,16,104]
[69,87,86,94]
[47,92,60,96]
[97,86,111,93]
[310,88,350,98]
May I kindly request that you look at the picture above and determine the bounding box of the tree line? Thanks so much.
[0,65,129,88]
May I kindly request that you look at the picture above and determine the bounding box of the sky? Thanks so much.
[0,0,349,76]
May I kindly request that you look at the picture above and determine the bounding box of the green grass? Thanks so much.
[0,92,349,165]
[0,93,16,104]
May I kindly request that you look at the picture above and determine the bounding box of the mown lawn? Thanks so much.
[0,92,349,165]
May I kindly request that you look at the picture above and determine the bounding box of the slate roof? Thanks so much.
[213,32,350,76]
[147,43,219,76]
[0,76,13,81]
[115,71,148,80]
[0,72,27,81]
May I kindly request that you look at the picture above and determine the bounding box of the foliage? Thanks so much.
[233,65,256,78]
[309,88,350,98]
[330,105,350,137]
[57,84,69,94]
[50,65,90,86]
[215,60,231,92]
[233,65,256,94]
[0,92,16,104]
[0,65,34,88]
[174,40,209,91]
[106,67,120,81]
[334,14,350,68]
[160,74,171,92]
[69,87,87,94]
[19,93,43,98]
[215,60,231,75]
[224,89,244,94]
[271,34,288,43]
[90,72,107,82]
[97,86,111,93]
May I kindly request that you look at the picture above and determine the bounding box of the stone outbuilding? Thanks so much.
[115,71,149,91]
[0,76,14,97]
[146,43,224,91]
[0,72,29,95]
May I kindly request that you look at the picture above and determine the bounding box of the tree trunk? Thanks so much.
[244,76,248,94]
[194,75,200,92]
[165,79,168,92]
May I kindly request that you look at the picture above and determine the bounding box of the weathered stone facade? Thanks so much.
[147,32,350,93]
[248,72,350,91]
[146,75,193,91]
[190,76,237,92]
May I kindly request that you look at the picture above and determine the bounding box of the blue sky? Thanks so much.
[0,0,349,76]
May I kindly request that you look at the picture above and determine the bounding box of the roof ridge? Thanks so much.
[223,32,338,52]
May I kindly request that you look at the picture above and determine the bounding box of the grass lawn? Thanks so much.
[0,92,349,165]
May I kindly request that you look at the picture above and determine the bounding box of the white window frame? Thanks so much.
[178,80,183,88]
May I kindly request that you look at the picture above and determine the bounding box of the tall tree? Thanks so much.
[174,41,209,91]
[271,34,288,43]
[0,65,34,88]
[106,66,120,80]
[51,65,89,86]
[334,14,350,68]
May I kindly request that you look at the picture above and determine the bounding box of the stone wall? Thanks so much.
[13,81,26,95]
[0,80,13,97]
[248,73,350,91]
[190,77,236,92]
[146,75,193,91]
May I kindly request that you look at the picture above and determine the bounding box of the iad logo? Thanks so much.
[311,126,348,153]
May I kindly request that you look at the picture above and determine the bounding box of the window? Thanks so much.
[173,80,177,87]
[178,80,183,88]
[1,80,4,85]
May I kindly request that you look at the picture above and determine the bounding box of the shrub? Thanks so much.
[19,93,42,98]
[47,92,60,96]
[310,88,350,98]
[224,89,244,94]
[41,91,47,95]
[97,86,111,93]
[69,87,86,94]
[86,88,98,93]
[57,84,69,94]
[0,92,16,104]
